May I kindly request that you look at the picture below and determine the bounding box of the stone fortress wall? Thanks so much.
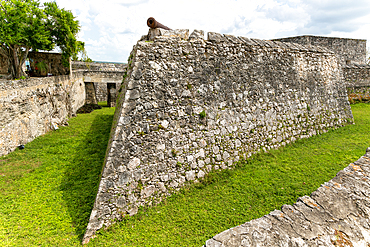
[273,35,367,66]
[274,36,370,104]
[206,36,370,246]
[0,28,368,245]
[0,73,85,157]
[72,61,127,103]
[83,29,355,243]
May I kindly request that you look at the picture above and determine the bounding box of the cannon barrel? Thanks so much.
[147,17,171,30]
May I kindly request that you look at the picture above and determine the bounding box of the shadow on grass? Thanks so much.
[59,111,114,241]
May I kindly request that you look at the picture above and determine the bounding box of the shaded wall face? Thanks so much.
[85,82,98,105]
[83,33,353,242]
[94,82,121,103]
[94,83,107,102]
[28,52,70,76]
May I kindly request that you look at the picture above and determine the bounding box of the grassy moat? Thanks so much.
[1,103,370,246]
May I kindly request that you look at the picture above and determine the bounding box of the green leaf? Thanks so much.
[0,0,83,78]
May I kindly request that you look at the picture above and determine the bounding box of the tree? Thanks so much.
[0,0,84,79]
[73,41,93,62]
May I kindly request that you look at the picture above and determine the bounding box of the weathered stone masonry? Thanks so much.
[274,35,370,104]
[0,73,85,157]
[83,30,353,243]
[344,64,370,102]
[0,61,126,157]
[83,70,125,106]
[273,35,367,66]
[71,61,127,105]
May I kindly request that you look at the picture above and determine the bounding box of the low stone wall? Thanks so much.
[344,65,370,103]
[83,71,125,83]
[0,72,85,157]
[83,30,353,243]
[205,148,370,246]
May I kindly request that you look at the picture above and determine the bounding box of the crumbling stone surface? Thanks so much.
[205,148,370,247]
[83,30,353,243]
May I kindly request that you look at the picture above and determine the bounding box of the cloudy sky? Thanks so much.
[46,0,370,63]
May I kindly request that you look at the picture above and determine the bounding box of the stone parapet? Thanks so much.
[72,61,127,72]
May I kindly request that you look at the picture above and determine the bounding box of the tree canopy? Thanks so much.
[0,0,84,79]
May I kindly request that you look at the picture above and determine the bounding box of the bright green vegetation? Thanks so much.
[0,0,85,79]
[1,104,370,246]
[0,103,115,246]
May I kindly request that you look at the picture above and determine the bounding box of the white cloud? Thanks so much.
[296,0,370,35]
[48,0,370,63]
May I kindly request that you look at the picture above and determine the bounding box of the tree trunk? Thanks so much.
[13,46,21,78]
[19,48,29,77]
[8,45,27,79]
[1,44,29,79]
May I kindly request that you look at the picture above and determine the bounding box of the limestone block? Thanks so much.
[189,29,204,40]
[185,170,195,181]
[160,29,189,40]
[207,32,226,42]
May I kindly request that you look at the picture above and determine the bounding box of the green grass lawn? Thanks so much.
[1,103,370,247]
